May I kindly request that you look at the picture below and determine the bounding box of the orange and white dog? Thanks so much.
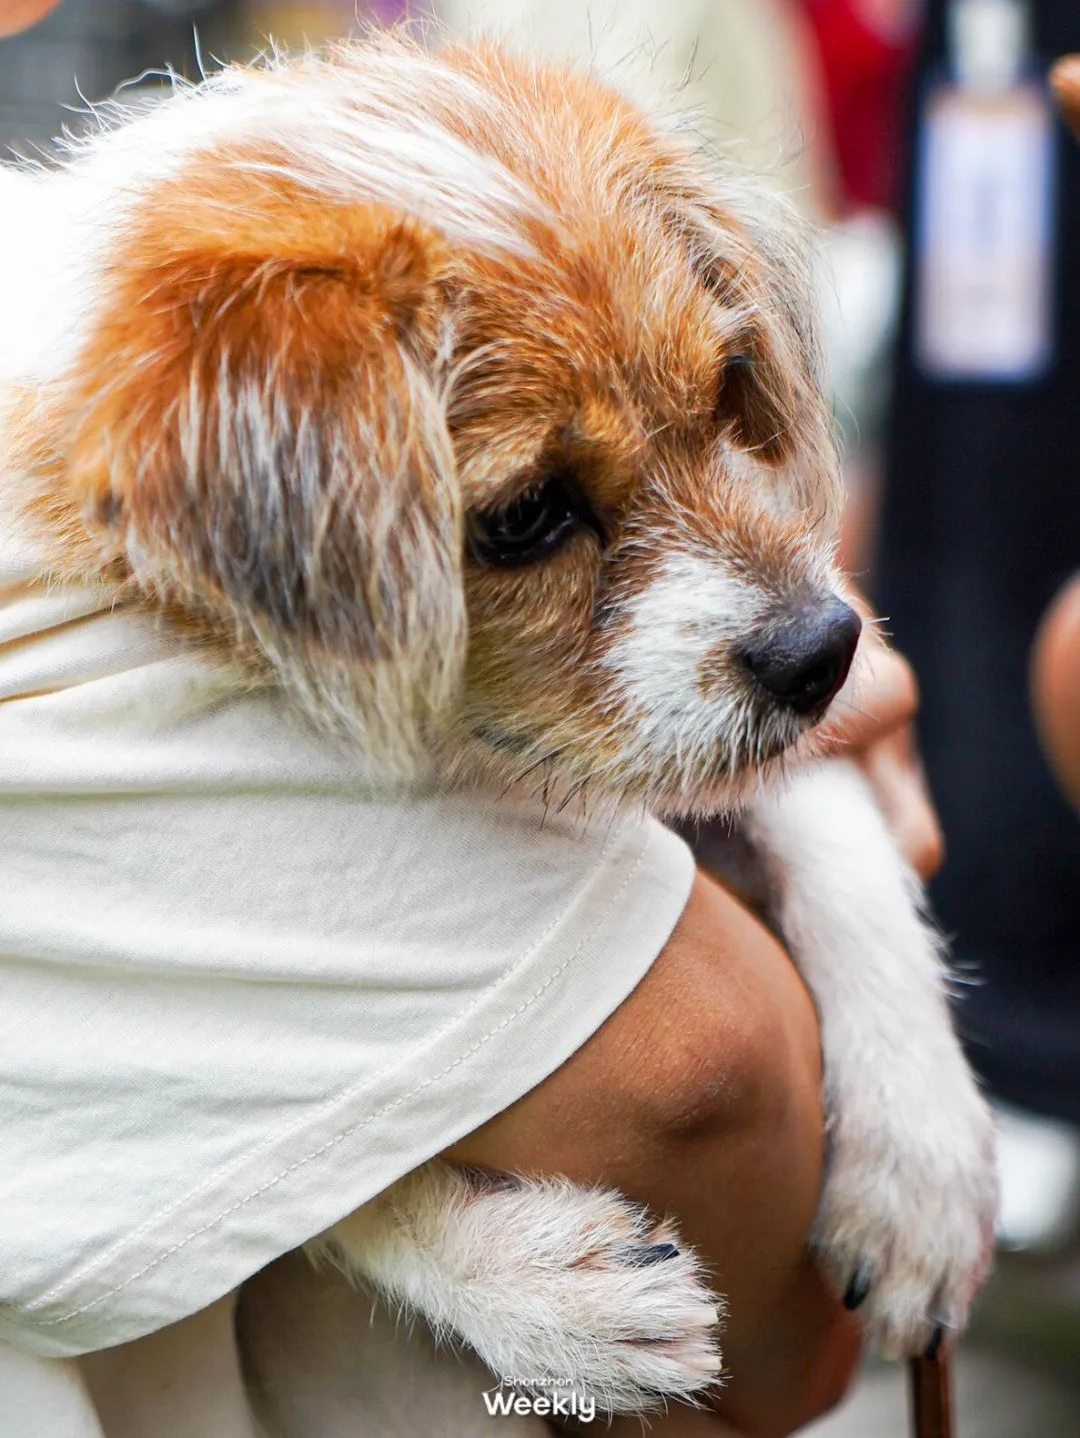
[0,33,996,1412]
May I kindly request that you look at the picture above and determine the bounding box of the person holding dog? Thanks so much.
[0,4,949,1437]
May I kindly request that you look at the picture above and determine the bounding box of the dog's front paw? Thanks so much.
[318,1161,722,1413]
[475,1181,723,1412]
[815,1056,997,1358]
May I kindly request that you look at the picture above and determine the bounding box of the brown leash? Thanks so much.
[909,1351,954,1438]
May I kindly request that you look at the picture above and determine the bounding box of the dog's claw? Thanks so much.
[626,1242,680,1267]
[924,1324,945,1361]
[843,1261,873,1311]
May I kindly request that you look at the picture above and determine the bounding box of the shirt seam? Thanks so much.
[24,815,640,1319]
[32,826,658,1329]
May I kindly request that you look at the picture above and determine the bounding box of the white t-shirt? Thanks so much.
[0,528,694,1360]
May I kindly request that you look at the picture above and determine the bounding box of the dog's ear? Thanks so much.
[1052,57,1080,142]
[672,178,842,517]
[58,191,464,770]
[657,177,807,469]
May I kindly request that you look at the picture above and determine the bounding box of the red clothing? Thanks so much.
[799,0,923,211]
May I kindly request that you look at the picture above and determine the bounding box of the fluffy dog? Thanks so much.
[0,33,996,1412]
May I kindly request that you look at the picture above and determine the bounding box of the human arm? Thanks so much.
[445,866,861,1438]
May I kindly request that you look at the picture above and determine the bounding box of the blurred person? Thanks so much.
[798,0,923,216]
[791,2,924,576]
[882,0,1080,1124]
[879,0,1080,1249]
[1034,55,1080,819]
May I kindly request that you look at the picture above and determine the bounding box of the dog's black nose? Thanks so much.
[739,599,861,717]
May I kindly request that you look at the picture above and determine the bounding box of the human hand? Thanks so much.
[820,618,944,882]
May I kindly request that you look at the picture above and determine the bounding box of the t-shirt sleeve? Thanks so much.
[0,546,695,1356]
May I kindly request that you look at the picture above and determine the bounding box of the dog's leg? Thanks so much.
[309,1160,722,1413]
[746,759,997,1356]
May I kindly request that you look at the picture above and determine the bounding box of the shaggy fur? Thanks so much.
[0,32,996,1412]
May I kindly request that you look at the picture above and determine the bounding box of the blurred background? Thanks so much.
[1,2,1077,1433]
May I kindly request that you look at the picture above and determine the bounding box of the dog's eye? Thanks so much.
[716,351,755,418]
[715,347,789,459]
[723,352,754,381]
[468,472,585,568]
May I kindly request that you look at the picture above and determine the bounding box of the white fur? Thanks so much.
[746,760,997,1354]
[56,51,544,255]
[0,170,108,386]
[604,550,765,761]
[311,1160,722,1413]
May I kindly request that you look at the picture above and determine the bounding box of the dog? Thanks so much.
[0,32,996,1413]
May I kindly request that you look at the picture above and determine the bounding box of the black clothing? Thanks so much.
[881,0,1080,1122]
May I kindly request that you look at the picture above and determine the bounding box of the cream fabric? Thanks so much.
[0,1275,550,1438]
[0,526,694,1360]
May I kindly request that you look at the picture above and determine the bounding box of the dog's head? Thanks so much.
[13,36,858,814]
